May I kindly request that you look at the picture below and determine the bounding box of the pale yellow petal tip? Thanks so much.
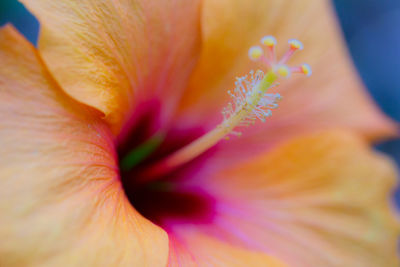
[301,64,312,77]
[261,35,277,47]
[276,65,291,78]
[288,39,304,50]
[248,46,264,61]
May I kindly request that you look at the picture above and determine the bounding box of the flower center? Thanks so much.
[118,119,216,228]
[118,36,311,228]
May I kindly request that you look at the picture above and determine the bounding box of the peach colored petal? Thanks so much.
[179,131,399,267]
[177,0,396,141]
[0,26,168,266]
[167,231,288,267]
[20,0,201,133]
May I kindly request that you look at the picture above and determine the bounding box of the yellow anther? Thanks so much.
[277,65,291,78]
[248,46,264,61]
[261,36,277,47]
[301,64,312,77]
[288,39,304,50]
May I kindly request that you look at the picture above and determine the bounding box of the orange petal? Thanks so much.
[20,0,201,133]
[191,131,399,267]
[167,231,288,267]
[0,26,168,266]
[177,0,396,141]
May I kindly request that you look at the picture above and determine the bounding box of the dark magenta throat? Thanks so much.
[117,104,216,228]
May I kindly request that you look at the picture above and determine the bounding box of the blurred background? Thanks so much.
[333,0,400,204]
[1,0,400,203]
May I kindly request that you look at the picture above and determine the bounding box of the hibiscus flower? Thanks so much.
[0,0,398,266]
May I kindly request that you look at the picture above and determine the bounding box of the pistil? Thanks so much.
[139,36,311,181]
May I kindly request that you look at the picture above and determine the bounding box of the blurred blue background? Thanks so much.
[332,0,400,204]
[0,1,38,44]
[1,0,400,203]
